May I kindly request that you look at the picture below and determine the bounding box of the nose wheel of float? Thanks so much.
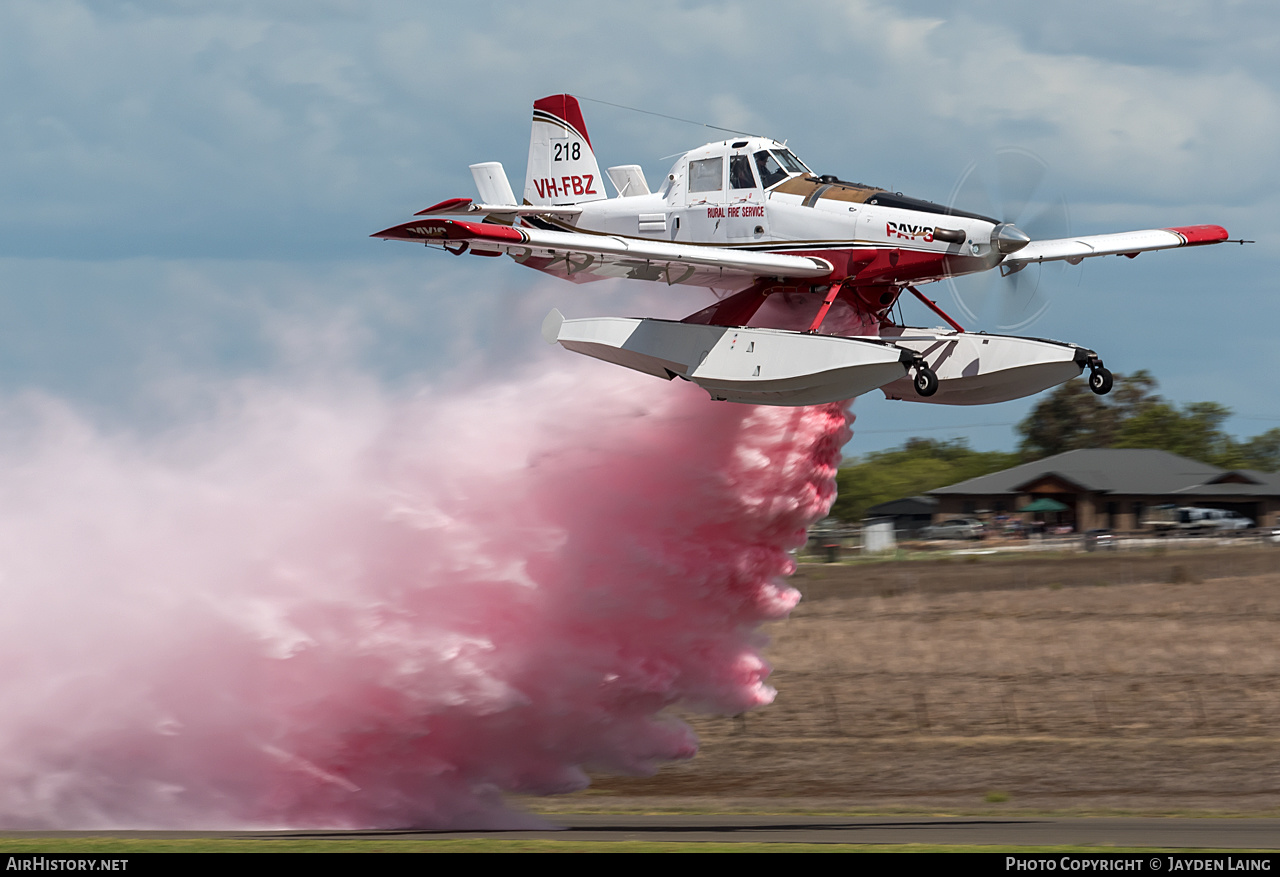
[1086,357,1113,395]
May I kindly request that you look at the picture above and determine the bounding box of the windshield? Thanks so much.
[753,149,810,189]
[774,149,811,174]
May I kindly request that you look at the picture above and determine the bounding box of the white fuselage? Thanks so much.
[545,137,1000,279]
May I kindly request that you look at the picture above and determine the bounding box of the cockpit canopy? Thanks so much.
[660,138,995,222]
[664,139,812,196]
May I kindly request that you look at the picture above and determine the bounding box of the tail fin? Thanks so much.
[523,95,606,206]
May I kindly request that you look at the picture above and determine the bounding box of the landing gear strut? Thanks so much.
[1086,357,1113,396]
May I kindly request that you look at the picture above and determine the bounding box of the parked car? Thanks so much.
[920,518,985,540]
[1084,528,1115,551]
[1202,509,1253,531]
[1142,505,1253,531]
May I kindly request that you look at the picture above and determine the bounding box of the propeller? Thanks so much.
[943,148,1078,331]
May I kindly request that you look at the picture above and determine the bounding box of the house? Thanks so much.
[927,448,1280,532]
[864,495,938,533]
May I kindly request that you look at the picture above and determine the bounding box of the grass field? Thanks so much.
[530,547,1280,817]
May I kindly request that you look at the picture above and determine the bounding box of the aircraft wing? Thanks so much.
[371,218,834,287]
[1005,224,1229,266]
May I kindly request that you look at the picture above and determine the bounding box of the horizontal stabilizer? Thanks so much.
[606,165,650,197]
[470,162,517,207]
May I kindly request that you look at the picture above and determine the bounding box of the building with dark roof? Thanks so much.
[928,449,1280,531]
[865,495,938,533]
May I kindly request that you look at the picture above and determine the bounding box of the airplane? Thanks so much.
[372,94,1234,407]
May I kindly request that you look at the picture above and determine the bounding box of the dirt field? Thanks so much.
[528,546,1280,815]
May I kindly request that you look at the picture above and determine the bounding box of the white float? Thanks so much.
[873,326,1093,406]
[544,312,1098,408]
[543,311,912,406]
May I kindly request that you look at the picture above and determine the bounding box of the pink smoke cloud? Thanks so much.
[0,362,851,829]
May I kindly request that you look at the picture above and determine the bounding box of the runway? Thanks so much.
[7,816,1280,848]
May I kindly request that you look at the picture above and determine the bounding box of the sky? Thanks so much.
[1,0,1277,456]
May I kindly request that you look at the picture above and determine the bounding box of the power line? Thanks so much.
[853,414,1280,437]
[855,423,1018,435]
[571,94,762,139]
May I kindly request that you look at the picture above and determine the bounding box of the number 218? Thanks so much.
[553,142,581,161]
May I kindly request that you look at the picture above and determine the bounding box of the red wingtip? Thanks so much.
[370,222,431,241]
[371,218,527,243]
[533,94,592,150]
[1166,224,1229,245]
[415,197,472,216]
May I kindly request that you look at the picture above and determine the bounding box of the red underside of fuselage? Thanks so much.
[768,247,989,287]
[704,246,990,329]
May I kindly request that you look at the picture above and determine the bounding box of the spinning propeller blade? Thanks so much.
[944,148,1078,331]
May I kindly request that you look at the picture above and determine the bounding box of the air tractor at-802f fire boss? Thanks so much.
[374,95,1236,408]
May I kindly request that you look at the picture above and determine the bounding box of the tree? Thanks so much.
[1016,369,1161,459]
[1112,400,1236,466]
[1236,428,1280,472]
[1018,368,1162,458]
[1016,370,1280,471]
[1015,380,1116,458]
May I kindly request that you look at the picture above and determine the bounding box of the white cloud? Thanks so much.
[0,0,1275,451]
[2,0,1275,256]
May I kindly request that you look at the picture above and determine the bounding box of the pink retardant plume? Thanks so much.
[0,363,851,829]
